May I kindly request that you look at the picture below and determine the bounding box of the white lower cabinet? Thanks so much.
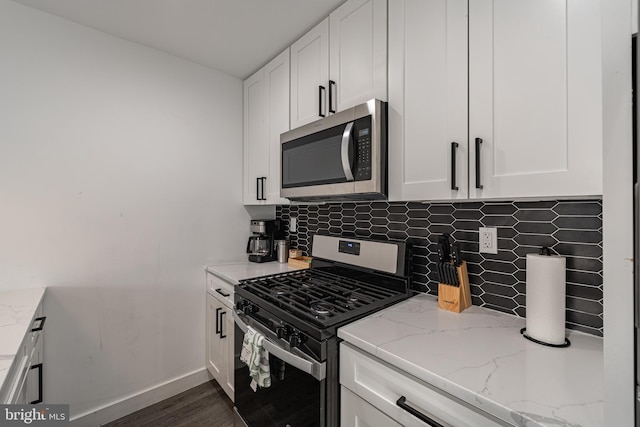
[341,386,402,427]
[206,273,235,401]
[340,343,512,427]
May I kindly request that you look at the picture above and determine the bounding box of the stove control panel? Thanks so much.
[339,240,361,256]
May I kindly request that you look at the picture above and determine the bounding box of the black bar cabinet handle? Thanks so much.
[31,316,46,332]
[451,142,459,191]
[215,288,230,298]
[215,307,222,335]
[30,363,43,404]
[318,85,326,117]
[260,177,266,200]
[219,311,227,339]
[396,396,445,427]
[329,80,336,113]
[475,137,483,189]
[256,177,261,201]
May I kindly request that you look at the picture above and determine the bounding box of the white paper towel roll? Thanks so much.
[526,252,566,345]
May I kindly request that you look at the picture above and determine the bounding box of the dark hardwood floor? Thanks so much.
[104,380,235,427]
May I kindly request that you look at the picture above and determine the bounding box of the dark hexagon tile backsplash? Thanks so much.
[276,199,603,337]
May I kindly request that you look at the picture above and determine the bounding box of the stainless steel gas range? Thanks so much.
[232,234,411,427]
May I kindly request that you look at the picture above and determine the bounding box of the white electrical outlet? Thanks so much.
[290,216,297,233]
[479,227,498,254]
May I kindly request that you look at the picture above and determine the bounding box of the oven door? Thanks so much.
[233,311,326,427]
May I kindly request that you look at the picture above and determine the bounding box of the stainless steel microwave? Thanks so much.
[280,99,387,201]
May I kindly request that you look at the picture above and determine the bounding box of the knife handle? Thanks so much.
[436,244,447,263]
[451,244,461,266]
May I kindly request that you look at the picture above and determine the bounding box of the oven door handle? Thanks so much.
[233,311,327,381]
[341,122,355,181]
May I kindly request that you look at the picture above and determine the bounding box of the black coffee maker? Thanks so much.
[246,220,282,263]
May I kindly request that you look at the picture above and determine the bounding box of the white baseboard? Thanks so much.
[70,368,211,426]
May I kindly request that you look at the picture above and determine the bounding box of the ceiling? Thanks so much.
[11,0,345,79]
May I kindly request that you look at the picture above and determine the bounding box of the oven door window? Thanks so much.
[234,327,323,427]
[282,122,354,188]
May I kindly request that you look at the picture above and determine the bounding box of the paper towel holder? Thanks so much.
[519,328,570,347]
[521,246,571,348]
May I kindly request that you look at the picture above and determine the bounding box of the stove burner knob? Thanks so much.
[288,332,301,348]
[276,325,288,340]
[235,300,246,311]
[243,304,255,315]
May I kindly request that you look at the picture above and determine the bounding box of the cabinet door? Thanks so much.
[206,294,225,381]
[341,387,402,427]
[388,0,468,201]
[264,49,290,204]
[224,305,235,401]
[468,0,602,199]
[243,68,268,204]
[329,0,387,113]
[290,18,330,128]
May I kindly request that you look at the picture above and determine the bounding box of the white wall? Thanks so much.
[0,0,249,420]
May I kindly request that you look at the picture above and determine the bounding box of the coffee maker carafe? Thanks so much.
[246,220,281,263]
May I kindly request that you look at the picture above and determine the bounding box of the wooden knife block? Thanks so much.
[438,261,472,313]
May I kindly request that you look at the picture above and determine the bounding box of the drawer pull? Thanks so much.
[31,316,46,332]
[215,288,230,298]
[396,396,445,427]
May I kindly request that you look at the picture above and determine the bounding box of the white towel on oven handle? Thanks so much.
[240,326,271,391]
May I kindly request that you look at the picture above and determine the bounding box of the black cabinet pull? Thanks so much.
[451,142,459,191]
[255,177,261,201]
[30,363,43,404]
[215,307,222,335]
[475,137,483,189]
[318,85,326,117]
[396,396,444,427]
[215,288,230,298]
[31,316,46,332]
[259,177,266,200]
[219,311,227,339]
[329,80,336,113]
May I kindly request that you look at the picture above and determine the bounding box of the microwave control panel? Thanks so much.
[355,117,372,181]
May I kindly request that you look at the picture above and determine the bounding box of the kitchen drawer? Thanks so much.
[206,272,234,307]
[341,386,402,427]
[340,343,512,427]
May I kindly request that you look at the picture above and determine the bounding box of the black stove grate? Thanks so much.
[239,268,404,329]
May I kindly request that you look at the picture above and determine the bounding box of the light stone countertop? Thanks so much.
[0,287,46,393]
[206,260,300,283]
[338,294,603,427]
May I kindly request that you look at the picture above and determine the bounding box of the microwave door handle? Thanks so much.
[341,122,355,181]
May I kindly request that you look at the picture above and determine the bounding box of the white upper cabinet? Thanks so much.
[243,70,268,204]
[290,18,330,129]
[390,0,603,201]
[388,0,468,201]
[329,0,388,112]
[290,0,388,129]
[468,0,603,199]
[243,48,290,205]
[264,50,290,204]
